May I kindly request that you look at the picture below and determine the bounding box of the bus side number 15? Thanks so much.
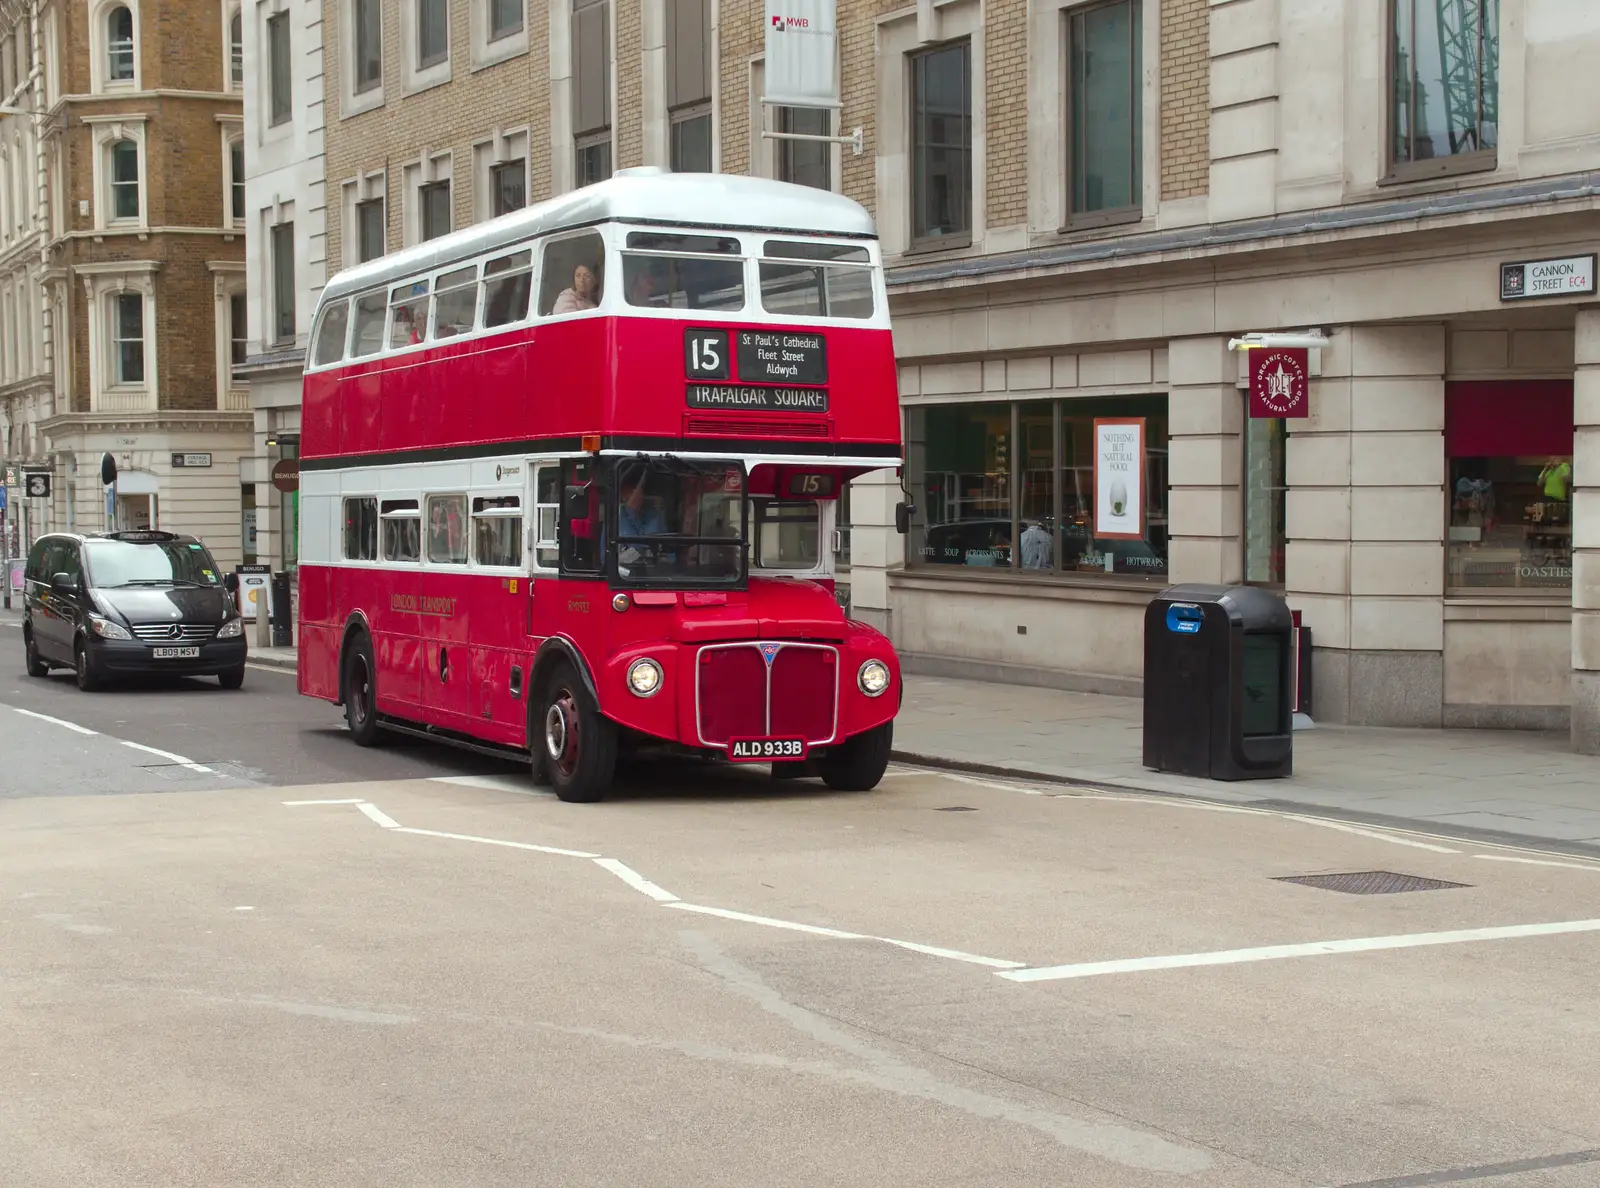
[685,329,730,380]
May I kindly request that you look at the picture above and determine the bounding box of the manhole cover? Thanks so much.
[1274,871,1469,895]
[936,806,977,813]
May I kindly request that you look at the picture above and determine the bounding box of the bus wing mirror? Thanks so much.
[894,502,914,535]
[564,484,590,521]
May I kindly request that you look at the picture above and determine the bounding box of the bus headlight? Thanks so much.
[857,659,890,697]
[627,658,663,697]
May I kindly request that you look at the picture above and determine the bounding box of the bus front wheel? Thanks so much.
[537,662,618,803]
[342,634,385,747]
[818,722,893,792]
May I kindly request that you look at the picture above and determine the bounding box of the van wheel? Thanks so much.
[218,666,245,690]
[24,631,49,678]
[342,634,384,746]
[537,662,617,803]
[818,722,893,792]
[74,641,101,693]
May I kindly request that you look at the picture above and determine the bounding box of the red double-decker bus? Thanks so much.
[296,168,906,801]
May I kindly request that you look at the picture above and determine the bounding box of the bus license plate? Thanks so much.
[151,646,200,659]
[728,738,806,762]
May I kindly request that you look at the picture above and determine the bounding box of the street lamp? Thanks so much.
[1227,330,1333,353]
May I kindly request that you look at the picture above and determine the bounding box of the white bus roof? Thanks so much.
[322,168,878,305]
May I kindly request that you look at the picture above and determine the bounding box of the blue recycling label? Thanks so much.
[1165,603,1203,634]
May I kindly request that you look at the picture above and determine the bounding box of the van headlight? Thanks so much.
[857,659,890,697]
[87,613,131,640]
[217,617,244,639]
[627,658,663,697]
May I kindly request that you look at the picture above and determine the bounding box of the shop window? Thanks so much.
[909,40,971,247]
[1446,381,1571,593]
[905,395,1169,580]
[1390,0,1498,178]
[1243,416,1286,585]
[1067,0,1142,226]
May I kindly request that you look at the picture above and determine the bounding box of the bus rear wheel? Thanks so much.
[342,634,384,747]
[537,662,617,804]
[818,722,893,792]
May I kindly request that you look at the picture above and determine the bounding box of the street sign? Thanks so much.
[23,471,51,499]
[171,452,213,468]
[1500,254,1597,301]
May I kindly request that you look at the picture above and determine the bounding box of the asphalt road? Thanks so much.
[5,616,1600,1187]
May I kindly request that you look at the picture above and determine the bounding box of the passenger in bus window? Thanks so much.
[551,263,600,314]
[626,267,659,308]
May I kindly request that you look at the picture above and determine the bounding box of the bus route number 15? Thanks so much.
[684,329,730,380]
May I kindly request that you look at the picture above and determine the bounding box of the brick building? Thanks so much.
[0,0,251,568]
[307,0,1600,748]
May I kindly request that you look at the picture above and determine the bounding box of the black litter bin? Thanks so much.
[270,571,293,647]
[1143,583,1293,780]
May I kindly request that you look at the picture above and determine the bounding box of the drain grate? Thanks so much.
[1274,870,1470,895]
[935,806,978,813]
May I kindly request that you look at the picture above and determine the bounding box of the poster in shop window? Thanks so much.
[1093,418,1145,541]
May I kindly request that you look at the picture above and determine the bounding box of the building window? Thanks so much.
[905,395,1169,580]
[1392,0,1499,174]
[1067,0,1142,223]
[271,221,295,343]
[353,0,382,92]
[108,6,135,81]
[489,0,522,40]
[909,41,971,246]
[1446,381,1571,592]
[356,197,385,261]
[229,139,245,223]
[267,12,292,125]
[419,180,450,240]
[490,160,525,216]
[229,291,247,366]
[572,0,611,182]
[112,292,144,384]
[229,9,243,87]
[418,0,448,69]
[1243,416,1286,585]
[670,108,712,173]
[776,106,830,190]
[109,139,140,220]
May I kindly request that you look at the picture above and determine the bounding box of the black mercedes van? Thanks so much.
[21,530,248,691]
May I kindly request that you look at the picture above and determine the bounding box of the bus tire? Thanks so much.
[538,661,617,803]
[342,633,384,747]
[818,722,893,792]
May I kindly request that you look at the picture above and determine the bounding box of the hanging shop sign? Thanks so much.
[271,458,300,493]
[1249,347,1310,419]
[1500,254,1597,302]
[1093,417,1145,542]
[763,0,839,108]
[23,471,51,499]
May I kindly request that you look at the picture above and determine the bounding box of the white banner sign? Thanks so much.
[1093,418,1145,541]
[764,0,839,108]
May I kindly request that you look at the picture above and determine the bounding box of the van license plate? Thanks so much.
[151,646,200,659]
[728,738,806,762]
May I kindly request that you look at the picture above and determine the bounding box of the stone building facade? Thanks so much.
[306,0,1599,748]
[0,0,251,568]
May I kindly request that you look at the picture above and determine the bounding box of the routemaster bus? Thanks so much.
[295,168,909,802]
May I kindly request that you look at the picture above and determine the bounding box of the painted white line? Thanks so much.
[1283,814,1459,854]
[118,739,213,774]
[427,774,546,795]
[357,802,402,829]
[999,918,1600,983]
[1476,854,1600,873]
[393,826,599,859]
[282,798,367,806]
[870,937,1026,970]
[666,902,866,939]
[592,857,679,902]
[11,706,98,736]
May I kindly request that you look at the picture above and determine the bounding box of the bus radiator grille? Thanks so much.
[696,643,840,746]
[684,414,833,439]
[769,647,837,743]
[697,646,768,745]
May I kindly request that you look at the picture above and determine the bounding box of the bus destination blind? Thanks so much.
[687,384,828,412]
[736,330,827,385]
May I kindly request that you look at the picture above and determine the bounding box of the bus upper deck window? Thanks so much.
[540,232,605,316]
[312,301,349,365]
[622,253,744,312]
[484,250,533,327]
[433,266,479,339]
[389,280,430,349]
[759,241,874,320]
[350,292,387,357]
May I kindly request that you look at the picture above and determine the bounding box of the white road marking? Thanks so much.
[592,857,679,902]
[1283,814,1459,854]
[392,825,600,859]
[234,906,255,912]
[117,739,213,774]
[357,802,401,829]
[666,902,866,938]
[999,918,1600,983]
[428,774,545,795]
[1476,854,1600,873]
[281,798,367,806]
[872,938,1026,970]
[11,706,99,736]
